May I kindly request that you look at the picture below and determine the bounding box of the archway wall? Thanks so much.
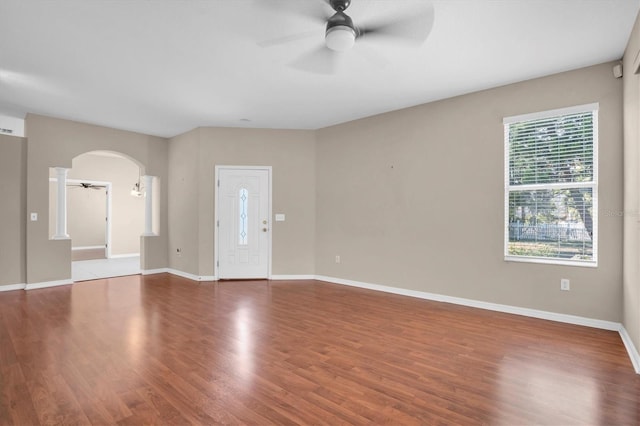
[0,134,27,287]
[25,114,169,284]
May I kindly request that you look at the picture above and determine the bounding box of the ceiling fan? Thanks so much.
[68,182,106,190]
[257,0,435,73]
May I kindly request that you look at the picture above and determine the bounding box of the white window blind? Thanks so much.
[504,104,598,266]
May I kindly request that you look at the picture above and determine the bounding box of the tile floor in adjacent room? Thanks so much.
[72,255,140,282]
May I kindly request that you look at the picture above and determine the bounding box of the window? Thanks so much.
[504,103,598,266]
[239,188,248,245]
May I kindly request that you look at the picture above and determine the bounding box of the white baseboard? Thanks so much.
[72,271,142,283]
[315,274,640,374]
[0,283,26,292]
[141,268,169,275]
[315,275,620,331]
[72,245,104,251]
[270,274,315,280]
[143,268,216,282]
[167,268,216,282]
[198,275,217,281]
[148,272,312,282]
[109,253,140,259]
[25,279,73,290]
[619,326,640,374]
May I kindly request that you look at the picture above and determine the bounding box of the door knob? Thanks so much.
[262,228,268,232]
[262,220,267,225]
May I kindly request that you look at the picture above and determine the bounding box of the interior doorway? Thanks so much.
[66,179,110,261]
[49,151,146,281]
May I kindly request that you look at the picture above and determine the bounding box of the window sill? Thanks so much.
[504,255,597,268]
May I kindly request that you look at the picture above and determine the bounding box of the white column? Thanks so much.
[143,175,154,236]
[53,167,70,239]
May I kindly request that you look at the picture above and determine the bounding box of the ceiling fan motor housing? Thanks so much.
[325,11,357,51]
[329,0,351,12]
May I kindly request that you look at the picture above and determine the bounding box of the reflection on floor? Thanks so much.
[72,256,140,282]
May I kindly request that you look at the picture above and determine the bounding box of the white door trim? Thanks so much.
[214,165,272,279]
[50,177,112,258]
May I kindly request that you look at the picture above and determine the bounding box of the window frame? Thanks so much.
[503,103,599,267]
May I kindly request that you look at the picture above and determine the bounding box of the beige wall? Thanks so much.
[316,62,623,322]
[25,114,168,283]
[167,127,316,277]
[51,182,107,247]
[168,129,200,274]
[0,135,26,286]
[68,186,107,248]
[623,14,640,353]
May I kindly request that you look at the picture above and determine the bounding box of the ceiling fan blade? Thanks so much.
[254,0,333,24]
[357,3,435,45]
[354,43,389,69]
[289,46,341,75]
[258,30,320,48]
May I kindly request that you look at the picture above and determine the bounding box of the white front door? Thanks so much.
[217,167,271,279]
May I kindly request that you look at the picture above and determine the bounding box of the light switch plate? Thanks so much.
[30,212,38,221]
[275,214,285,222]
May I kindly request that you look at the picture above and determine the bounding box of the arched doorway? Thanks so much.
[49,151,146,281]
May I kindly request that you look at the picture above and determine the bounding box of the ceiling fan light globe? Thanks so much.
[325,25,356,52]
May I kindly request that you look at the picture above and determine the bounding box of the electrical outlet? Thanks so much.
[335,255,341,264]
[176,248,182,257]
[560,278,570,291]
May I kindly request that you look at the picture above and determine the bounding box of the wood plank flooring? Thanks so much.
[0,274,638,425]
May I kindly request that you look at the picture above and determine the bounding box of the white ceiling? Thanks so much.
[0,0,638,138]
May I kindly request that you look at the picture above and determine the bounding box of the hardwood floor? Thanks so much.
[0,274,638,425]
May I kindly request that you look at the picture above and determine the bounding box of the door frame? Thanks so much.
[214,165,273,280]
